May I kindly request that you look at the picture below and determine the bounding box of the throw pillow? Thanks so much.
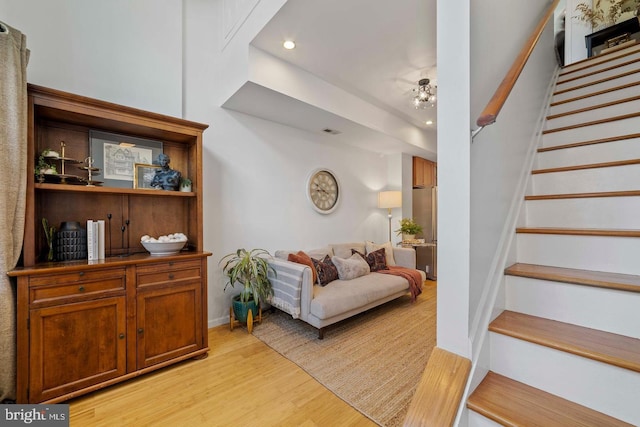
[330,242,366,259]
[352,248,388,272]
[311,255,339,286]
[288,251,318,284]
[332,253,370,280]
[365,240,396,266]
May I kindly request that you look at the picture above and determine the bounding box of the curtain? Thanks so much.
[0,21,29,402]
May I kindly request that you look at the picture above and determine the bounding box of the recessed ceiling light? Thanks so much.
[425,120,433,125]
[283,40,296,50]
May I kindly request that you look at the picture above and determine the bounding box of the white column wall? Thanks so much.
[436,0,471,358]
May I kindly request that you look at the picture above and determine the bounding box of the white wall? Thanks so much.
[4,0,398,327]
[469,0,556,352]
[1,0,183,117]
[565,0,591,64]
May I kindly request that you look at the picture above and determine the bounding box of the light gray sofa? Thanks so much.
[267,242,426,338]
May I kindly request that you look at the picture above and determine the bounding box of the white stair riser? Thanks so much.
[545,98,640,129]
[532,164,640,194]
[561,46,640,75]
[542,116,640,147]
[468,411,503,427]
[536,138,640,169]
[505,276,640,339]
[549,83,640,116]
[525,197,640,228]
[490,333,640,424]
[552,71,640,103]
[556,62,640,92]
[516,234,640,275]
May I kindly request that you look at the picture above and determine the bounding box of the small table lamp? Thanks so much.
[378,191,402,242]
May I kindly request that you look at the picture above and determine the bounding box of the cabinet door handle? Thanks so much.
[169,262,174,266]
[138,328,144,334]
[119,333,125,339]
[168,274,175,280]
[78,286,85,292]
[79,271,85,277]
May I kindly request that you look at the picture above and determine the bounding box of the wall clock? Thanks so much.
[307,168,340,214]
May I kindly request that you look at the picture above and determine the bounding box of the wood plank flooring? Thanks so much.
[68,326,377,426]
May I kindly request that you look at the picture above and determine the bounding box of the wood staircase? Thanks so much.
[467,44,640,426]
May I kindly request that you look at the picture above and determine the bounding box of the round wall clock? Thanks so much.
[307,168,340,214]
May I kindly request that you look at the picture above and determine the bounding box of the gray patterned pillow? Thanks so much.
[331,253,370,280]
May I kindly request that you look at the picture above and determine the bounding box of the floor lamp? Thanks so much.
[378,191,402,242]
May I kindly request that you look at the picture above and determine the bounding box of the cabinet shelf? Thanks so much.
[34,182,196,197]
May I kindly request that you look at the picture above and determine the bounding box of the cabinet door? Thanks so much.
[136,282,203,369]
[413,157,425,188]
[29,297,126,402]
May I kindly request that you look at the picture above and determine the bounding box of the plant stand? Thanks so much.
[229,306,262,334]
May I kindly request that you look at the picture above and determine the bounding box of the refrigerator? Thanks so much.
[412,186,437,280]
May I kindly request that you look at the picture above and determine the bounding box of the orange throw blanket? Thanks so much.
[378,266,423,301]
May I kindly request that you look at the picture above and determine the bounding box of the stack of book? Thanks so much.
[86,219,105,260]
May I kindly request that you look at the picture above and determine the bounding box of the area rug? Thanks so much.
[253,283,437,426]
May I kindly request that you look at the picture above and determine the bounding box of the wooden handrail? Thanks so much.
[476,0,560,127]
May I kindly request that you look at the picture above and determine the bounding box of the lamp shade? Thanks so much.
[378,191,402,209]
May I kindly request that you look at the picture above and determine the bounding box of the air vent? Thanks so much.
[322,128,341,135]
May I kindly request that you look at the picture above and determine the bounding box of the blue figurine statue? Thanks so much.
[150,153,181,191]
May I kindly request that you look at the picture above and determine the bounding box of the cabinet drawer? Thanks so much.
[29,268,126,306]
[136,259,201,288]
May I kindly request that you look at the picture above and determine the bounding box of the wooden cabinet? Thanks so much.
[9,85,211,403]
[413,156,437,188]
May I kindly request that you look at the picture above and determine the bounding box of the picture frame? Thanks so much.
[133,163,162,189]
[89,130,163,188]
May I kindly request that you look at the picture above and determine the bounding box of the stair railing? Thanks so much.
[472,0,560,140]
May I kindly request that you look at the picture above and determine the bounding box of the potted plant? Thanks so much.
[220,248,275,331]
[575,0,640,30]
[395,218,423,241]
[180,177,192,192]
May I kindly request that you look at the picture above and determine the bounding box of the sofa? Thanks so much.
[267,241,426,338]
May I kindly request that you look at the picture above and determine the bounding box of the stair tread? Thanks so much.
[557,57,640,86]
[560,45,640,78]
[543,111,640,134]
[532,159,640,174]
[505,263,640,293]
[467,371,634,427]
[516,227,640,237]
[538,133,640,152]
[547,95,640,121]
[490,311,640,373]
[525,190,640,200]
[550,81,640,107]
[553,69,640,97]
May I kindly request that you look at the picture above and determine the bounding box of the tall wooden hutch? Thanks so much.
[9,85,211,403]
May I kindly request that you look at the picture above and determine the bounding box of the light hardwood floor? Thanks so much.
[69,325,377,426]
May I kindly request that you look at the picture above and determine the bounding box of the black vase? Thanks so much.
[54,221,87,261]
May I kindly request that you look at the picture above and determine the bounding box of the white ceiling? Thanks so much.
[250,0,438,131]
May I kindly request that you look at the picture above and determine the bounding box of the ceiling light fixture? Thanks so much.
[413,78,436,109]
[283,40,296,50]
[425,120,433,125]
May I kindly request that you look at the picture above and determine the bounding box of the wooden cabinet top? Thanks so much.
[8,251,212,277]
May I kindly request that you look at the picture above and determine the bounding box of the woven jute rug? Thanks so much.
[253,283,437,426]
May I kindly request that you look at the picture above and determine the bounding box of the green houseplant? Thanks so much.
[575,0,640,30]
[220,248,275,328]
[395,218,423,240]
